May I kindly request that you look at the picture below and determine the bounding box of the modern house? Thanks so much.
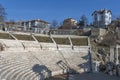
[92,9,112,28]
[21,19,50,34]
[60,18,78,29]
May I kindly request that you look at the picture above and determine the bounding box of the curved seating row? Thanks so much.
[0,48,90,80]
[0,38,90,80]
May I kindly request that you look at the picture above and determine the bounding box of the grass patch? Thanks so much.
[71,38,88,46]
[0,33,14,39]
[35,36,53,43]
[13,34,34,41]
[53,37,70,45]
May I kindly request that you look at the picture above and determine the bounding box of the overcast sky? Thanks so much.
[0,0,120,24]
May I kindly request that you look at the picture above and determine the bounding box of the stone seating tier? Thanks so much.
[0,34,90,80]
[0,48,90,77]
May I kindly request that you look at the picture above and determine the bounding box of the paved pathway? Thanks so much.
[46,72,120,80]
[69,72,120,80]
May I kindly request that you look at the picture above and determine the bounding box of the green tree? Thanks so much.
[78,15,88,28]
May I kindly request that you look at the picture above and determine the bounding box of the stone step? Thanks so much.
[7,66,32,80]
[9,67,30,80]
[1,64,28,79]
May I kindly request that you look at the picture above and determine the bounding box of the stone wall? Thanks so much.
[91,28,107,37]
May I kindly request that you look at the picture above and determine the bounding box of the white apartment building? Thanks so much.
[92,9,112,28]
[21,19,50,34]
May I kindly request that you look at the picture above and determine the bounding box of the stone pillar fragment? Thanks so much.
[115,45,119,65]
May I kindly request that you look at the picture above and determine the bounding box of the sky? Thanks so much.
[0,0,120,24]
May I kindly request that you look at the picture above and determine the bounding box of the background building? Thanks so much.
[21,19,50,34]
[92,9,112,28]
[60,18,78,29]
[0,22,6,31]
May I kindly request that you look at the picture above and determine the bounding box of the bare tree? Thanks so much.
[51,20,58,29]
[0,4,6,22]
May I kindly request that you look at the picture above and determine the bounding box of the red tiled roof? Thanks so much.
[92,9,112,15]
[28,19,50,24]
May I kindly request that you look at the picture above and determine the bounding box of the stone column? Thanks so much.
[24,22,27,31]
[110,46,114,62]
[114,45,119,65]
[118,66,120,76]
[88,48,93,72]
